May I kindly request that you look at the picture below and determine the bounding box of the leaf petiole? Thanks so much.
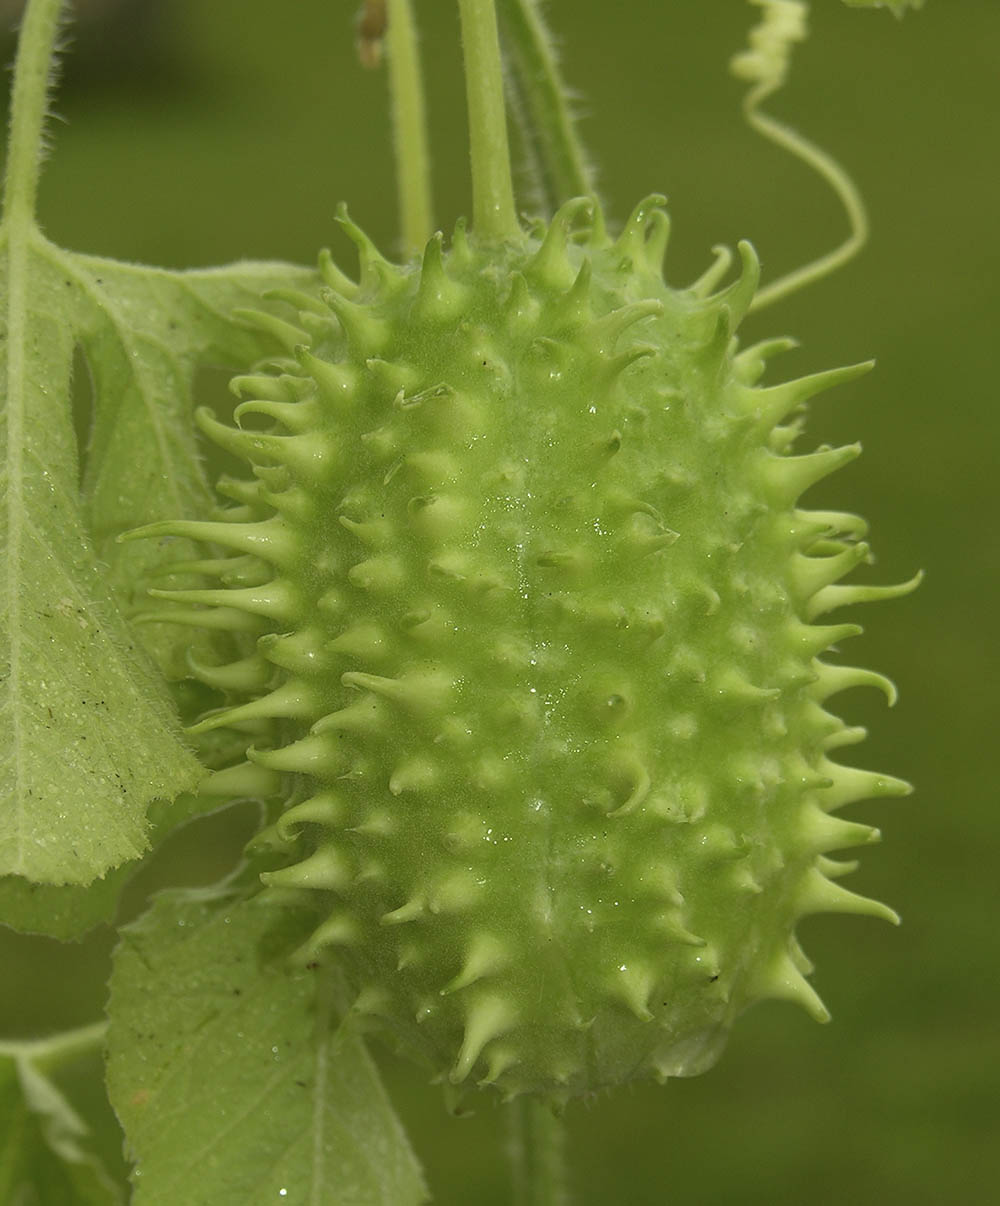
[496,0,596,216]
[1,0,66,227]
[385,0,435,254]
[507,1095,571,1206]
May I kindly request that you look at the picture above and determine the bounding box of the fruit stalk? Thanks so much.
[507,1097,571,1206]
[385,0,434,252]
[457,0,519,239]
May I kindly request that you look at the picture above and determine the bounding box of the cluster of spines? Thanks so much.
[126,196,917,1099]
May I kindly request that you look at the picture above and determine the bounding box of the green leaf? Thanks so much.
[0,209,318,892]
[0,236,318,888]
[0,0,320,888]
[0,667,288,938]
[107,882,428,1206]
[0,785,229,939]
[0,225,205,885]
[0,1024,125,1205]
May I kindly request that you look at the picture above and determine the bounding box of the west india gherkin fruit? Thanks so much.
[134,196,915,1103]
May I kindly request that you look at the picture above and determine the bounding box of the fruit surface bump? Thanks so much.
[136,197,914,1101]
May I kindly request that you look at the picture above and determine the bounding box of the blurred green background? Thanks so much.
[1,0,996,1202]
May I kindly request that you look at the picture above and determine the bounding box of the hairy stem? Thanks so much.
[1,0,66,226]
[507,1097,571,1206]
[496,0,595,215]
[386,0,434,253]
[457,0,519,240]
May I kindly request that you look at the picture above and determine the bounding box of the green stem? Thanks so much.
[507,1097,571,1206]
[457,0,519,240]
[0,1021,108,1071]
[386,0,434,253]
[496,0,595,214]
[1,0,66,226]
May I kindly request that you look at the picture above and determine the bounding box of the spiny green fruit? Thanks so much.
[134,196,916,1103]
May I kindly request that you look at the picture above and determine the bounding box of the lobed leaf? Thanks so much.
[106,879,427,1206]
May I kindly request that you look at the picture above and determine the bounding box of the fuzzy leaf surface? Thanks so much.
[0,785,221,939]
[0,1029,124,1205]
[107,881,427,1206]
[0,216,317,887]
